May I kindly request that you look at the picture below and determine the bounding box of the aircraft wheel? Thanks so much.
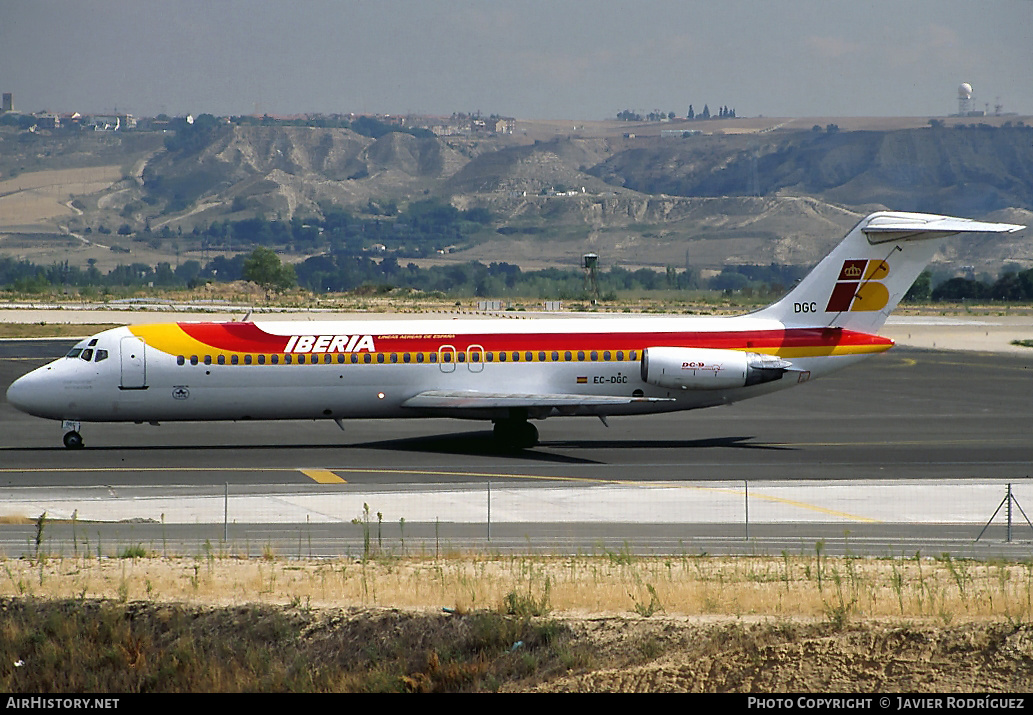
[493,420,538,449]
[516,421,539,449]
[63,431,84,449]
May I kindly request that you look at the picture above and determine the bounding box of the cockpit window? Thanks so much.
[66,348,83,358]
[80,348,94,361]
[94,349,108,362]
[88,339,98,347]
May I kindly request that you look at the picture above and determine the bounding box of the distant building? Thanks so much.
[87,114,136,131]
[1,93,11,113]
[33,111,61,129]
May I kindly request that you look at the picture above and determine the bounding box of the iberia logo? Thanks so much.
[825,259,890,312]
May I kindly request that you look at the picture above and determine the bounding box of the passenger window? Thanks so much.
[270,355,278,365]
[204,355,212,365]
[177,355,185,366]
[257,355,265,365]
[564,351,572,361]
[416,353,424,363]
[377,354,385,364]
[94,349,108,362]
[190,355,198,366]
[457,353,465,362]
[499,352,507,362]
[337,354,345,364]
[350,354,358,364]
[403,353,411,363]
[218,355,226,365]
[538,351,546,362]
[324,354,332,364]
[428,353,437,363]
[630,350,638,361]
[577,351,585,361]
[244,355,252,365]
[390,353,398,363]
[363,353,372,364]
[512,352,519,362]
[524,351,532,362]
[231,355,239,365]
[590,351,598,361]
[616,351,624,361]
[551,351,559,362]
[603,351,611,361]
[80,349,93,361]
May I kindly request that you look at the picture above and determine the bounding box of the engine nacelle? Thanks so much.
[640,347,791,390]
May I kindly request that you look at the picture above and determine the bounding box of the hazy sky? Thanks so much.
[3,1,1030,119]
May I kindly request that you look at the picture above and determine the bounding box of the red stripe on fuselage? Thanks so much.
[178,323,290,352]
[175,323,889,354]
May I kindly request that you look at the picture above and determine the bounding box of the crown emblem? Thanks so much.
[842,264,862,278]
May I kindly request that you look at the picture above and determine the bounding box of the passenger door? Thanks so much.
[119,336,147,389]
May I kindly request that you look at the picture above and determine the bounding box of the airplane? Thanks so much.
[5,211,1024,450]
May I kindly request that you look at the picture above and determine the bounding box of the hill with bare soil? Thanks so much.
[2,119,1031,274]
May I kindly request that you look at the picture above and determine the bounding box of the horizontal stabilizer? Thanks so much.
[862,213,1025,243]
[402,390,673,410]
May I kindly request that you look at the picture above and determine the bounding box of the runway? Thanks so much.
[2,338,1032,557]
[2,339,1031,485]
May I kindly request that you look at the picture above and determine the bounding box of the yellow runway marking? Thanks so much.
[299,468,347,484]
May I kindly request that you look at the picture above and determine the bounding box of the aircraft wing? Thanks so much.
[401,390,673,410]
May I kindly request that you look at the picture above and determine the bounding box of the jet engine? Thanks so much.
[640,347,791,390]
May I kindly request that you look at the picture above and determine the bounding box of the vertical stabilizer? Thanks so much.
[753,212,1025,333]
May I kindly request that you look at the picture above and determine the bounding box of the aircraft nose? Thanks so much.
[6,372,35,413]
[6,367,55,417]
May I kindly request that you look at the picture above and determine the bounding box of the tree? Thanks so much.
[903,270,931,302]
[242,247,296,291]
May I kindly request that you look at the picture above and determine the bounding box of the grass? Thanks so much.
[3,550,1033,623]
[2,550,1033,692]
[0,323,119,339]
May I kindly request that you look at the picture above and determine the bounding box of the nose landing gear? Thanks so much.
[61,420,84,449]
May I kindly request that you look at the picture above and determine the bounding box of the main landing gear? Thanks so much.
[61,420,84,449]
[492,419,539,450]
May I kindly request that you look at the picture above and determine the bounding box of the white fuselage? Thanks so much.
[6,313,880,425]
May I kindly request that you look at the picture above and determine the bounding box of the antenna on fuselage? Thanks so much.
[241,308,253,322]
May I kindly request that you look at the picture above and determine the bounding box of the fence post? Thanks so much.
[744,480,749,541]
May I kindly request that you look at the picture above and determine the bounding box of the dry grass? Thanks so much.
[0,323,118,339]
[0,166,123,229]
[4,551,1032,624]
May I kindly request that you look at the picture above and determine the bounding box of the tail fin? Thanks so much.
[753,211,1025,333]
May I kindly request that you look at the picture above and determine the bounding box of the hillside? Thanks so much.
[589,125,1033,216]
[1,118,1031,274]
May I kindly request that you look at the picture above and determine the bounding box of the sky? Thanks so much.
[2,0,1031,120]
